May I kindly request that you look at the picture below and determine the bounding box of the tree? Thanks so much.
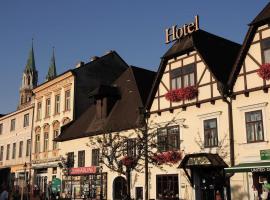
[88,111,186,200]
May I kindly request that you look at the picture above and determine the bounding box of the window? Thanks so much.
[55,94,61,114]
[67,152,74,168]
[125,139,136,157]
[23,114,29,127]
[245,110,264,143]
[204,118,218,147]
[6,144,10,160]
[35,134,40,153]
[171,64,195,89]
[12,143,16,159]
[78,150,85,167]
[262,38,270,63]
[44,132,49,152]
[135,187,143,200]
[157,126,180,152]
[156,175,179,199]
[0,123,2,135]
[45,98,51,117]
[53,130,59,150]
[10,119,16,131]
[92,149,100,166]
[0,146,4,161]
[37,102,42,121]
[26,139,31,156]
[65,90,71,111]
[19,141,23,158]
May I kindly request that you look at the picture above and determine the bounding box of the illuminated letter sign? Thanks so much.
[165,15,199,44]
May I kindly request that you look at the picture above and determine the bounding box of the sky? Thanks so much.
[0,1,269,113]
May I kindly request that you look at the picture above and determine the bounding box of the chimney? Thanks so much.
[75,61,84,68]
[90,56,99,61]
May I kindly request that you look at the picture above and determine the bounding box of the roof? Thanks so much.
[24,42,37,73]
[229,2,270,88]
[56,66,156,142]
[250,2,270,26]
[146,30,241,109]
[46,48,57,81]
[178,153,228,169]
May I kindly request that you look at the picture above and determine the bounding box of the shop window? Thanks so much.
[157,126,180,152]
[23,113,29,127]
[156,174,179,200]
[0,146,4,161]
[37,102,42,121]
[6,144,10,160]
[43,132,49,152]
[12,143,16,159]
[262,38,270,63]
[26,139,31,156]
[171,64,195,89]
[19,141,23,158]
[65,90,71,111]
[204,118,218,147]
[10,119,16,131]
[45,98,51,117]
[0,123,3,135]
[245,110,264,143]
[54,94,61,114]
[35,134,40,153]
[92,149,100,166]
[53,167,57,174]
[78,150,85,167]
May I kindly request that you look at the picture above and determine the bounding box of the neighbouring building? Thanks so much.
[0,44,37,191]
[31,51,129,194]
[56,66,156,199]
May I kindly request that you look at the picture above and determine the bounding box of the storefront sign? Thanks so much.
[70,166,97,175]
[251,167,270,172]
[261,149,270,160]
[165,15,199,44]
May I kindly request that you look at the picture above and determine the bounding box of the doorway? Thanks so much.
[113,176,127,200]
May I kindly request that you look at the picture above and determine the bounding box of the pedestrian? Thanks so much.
[0,184,9,200]
[215,190,222,200]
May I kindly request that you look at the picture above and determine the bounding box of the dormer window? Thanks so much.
[262,38,270,63]
[171,64,195,89]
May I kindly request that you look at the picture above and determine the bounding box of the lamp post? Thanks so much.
[21,162,27,200]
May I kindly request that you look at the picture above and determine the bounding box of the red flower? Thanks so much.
[165,86,198,102]
[121,156,136,168]
[258,63,270,80]
[152,151,182,165]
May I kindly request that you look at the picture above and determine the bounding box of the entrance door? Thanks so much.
[113,176,127,200]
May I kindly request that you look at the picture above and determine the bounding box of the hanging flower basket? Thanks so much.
[257,63,270,80]
[120,156,136,168]
[152,151,182,165]
[165,86,198,102]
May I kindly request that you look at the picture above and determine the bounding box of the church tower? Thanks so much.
[46,48,57,81]
[18,42,38,109]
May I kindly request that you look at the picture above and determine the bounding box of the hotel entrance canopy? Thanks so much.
[225,162,270,173]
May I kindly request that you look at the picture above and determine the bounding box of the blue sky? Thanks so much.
[0,1,268,113]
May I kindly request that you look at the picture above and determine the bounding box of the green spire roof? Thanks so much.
[25,40,36,72]
[46,47,57,81]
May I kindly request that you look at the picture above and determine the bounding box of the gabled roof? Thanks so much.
[228,2,270,88]
[56,66,156,142]
[146,30,240,109]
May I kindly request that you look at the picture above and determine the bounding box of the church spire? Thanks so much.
[46,47,57,81]
[25,39,36,73]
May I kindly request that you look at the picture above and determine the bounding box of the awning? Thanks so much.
[225,162,270,173]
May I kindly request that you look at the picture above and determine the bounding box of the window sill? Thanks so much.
[239,140,269,145]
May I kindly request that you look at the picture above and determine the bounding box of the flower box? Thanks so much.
[165,86,198,102]
[152,151,182,165]
[121,156,136,168]
[257,63,270,80]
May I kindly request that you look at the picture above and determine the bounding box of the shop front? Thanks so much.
[62,166,107,199]
[179,153,229,200]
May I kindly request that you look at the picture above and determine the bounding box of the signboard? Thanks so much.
[261,149,270,160]
[51,178,61,193]
[165,15,199,44]
[70,166,97,175]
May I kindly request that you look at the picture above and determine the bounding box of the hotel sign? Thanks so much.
[165,15,199,44]
[69,166,97,175]
[260,149,270,160]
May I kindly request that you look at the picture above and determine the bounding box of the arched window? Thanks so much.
[52,121,60,150]
[34,126,41,153]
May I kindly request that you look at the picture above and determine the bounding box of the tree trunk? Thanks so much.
[126,169,131,200]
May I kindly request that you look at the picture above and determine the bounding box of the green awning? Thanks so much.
[225,162,270,173]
